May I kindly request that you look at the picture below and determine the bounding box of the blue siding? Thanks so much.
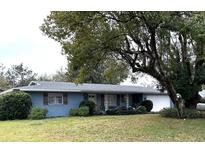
[28,92,84,117]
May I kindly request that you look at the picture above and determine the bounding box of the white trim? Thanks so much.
[0,89,13,95]
[19,89,81,92]
[126,94,129,109]
[13,89,167,95]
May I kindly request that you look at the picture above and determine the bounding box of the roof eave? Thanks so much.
[18,88,166,95]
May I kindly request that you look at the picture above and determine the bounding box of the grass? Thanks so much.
[0,114,205,141]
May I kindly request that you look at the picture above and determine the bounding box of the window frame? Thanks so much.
[48,93,63,105]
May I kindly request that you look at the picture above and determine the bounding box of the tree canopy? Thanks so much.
[41,11,205,116]
[6,63,37,87]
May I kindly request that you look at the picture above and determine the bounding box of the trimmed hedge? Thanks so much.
[160,108,205,119]
[159,108,178,118]
[106,105,147,115]
[79,100,96,115]
[69,107,90,117]
[28,107,48,120]
[0,92,32,120]
[141,100,153,112]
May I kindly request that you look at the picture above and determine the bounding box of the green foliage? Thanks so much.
[28,107,48,120]
[136,106,147,114]
[69,108,79,116]
[0,64,11,90]
[6,63,37,87]
[141,100,153,112]
[160,108,205,119]
[106,106,147,115]
[183,109,202,119]
[41,11,205,108]
[0,92,32,120]
[41,12,129,84]
[79,100,96,115]
[78,106,89,116]
[66,52,129,84]
[160,108,178,118]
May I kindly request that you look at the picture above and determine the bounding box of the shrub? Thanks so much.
[106,109,117,115]
[0,92,32,120]
[136,106,147,114]
[159,108,178,118]
[78,106,89,116]
[69,108,79,116]
[141,100,153,112]
[118,109,137,115]
[28,107,48,120]
[200,111,205,118]
[106,106,147,115]
[79,100,96,115]
[160,108,205,119]
[183,109,202,119]
[128,106,135,110]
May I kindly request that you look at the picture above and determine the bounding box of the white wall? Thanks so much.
[144,94,172,112]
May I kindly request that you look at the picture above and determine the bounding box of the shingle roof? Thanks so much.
[12,81,166,95]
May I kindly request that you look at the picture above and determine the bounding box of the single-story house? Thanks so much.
[0,81,174,117]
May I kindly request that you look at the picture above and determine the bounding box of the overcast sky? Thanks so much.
[0,6,67,75]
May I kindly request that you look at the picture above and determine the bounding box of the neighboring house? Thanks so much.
[0,81,173,117]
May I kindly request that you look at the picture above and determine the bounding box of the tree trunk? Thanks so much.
[162,79,183,118]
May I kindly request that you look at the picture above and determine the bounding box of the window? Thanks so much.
[120,94,129,107]
[121,95,127,103]
[104,95,117,110]
[48,93,63,105]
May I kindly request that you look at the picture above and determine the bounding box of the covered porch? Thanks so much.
[86,93,143,111]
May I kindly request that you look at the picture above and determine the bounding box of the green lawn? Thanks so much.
[0,114,205,141]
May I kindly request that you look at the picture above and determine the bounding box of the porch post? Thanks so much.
[104,95,108,111]
[126,94,129,109]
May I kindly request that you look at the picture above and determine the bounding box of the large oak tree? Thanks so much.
[41,11,205,117]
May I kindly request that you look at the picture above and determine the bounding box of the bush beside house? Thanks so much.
[160,108,205,119]
[0,92,32,120]
[78,106,89,116]
[79,100,96,115]
[28,107,48,120]
[106,105,147,115]
[141,100,153,112]
[70,106,90,116]
[69,108,79,116]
